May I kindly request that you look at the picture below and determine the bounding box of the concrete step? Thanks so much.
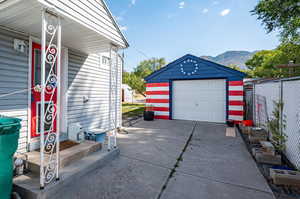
[27,140,102,174]
[14,148,120,199]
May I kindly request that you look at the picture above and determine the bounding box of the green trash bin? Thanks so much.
[0,117,21,199]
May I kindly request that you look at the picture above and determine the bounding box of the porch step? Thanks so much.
[27,140,102,174]
[13,148,120,199]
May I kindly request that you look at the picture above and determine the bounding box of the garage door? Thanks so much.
[172,79,226,122]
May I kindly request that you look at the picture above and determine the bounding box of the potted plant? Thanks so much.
[144,105,154,121]
[267,100,288,153]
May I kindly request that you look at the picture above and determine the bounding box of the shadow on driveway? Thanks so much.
[55,120,275,199]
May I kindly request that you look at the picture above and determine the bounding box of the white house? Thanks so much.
[0,0,128,190]
[122,84,134,103]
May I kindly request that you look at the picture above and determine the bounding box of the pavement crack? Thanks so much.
[156,121,198,199]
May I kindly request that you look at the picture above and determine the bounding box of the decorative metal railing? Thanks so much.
[40,9,61,189]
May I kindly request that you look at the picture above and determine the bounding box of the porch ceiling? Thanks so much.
[0,0,112,53]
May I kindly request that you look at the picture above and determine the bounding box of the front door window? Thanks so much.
[31,43,57,138]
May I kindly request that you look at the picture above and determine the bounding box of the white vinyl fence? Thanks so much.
[252,78,300,169]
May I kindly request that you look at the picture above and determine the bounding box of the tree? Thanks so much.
[227,64,251,76]
[134,58,166,77]
[252,0,300,43]
[123,58,166,96]
[245,42,300,78]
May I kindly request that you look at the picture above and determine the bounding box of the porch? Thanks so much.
[14,146,120,199]
[0,0,128,193]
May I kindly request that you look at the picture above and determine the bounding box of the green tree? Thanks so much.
[123,58,166,96]
[246,43,300,78]
[228,64,251,76]
[252,0,300,43]
[134,58,166,77]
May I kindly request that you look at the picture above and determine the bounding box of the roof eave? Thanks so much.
[101,0,129,48]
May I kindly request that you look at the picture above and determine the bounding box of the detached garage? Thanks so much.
[145,54,247,123]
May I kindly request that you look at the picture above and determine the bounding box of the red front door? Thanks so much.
[31,43,57,138]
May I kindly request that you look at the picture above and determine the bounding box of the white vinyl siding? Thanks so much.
[0,28,29,153]
[68,50,121,132]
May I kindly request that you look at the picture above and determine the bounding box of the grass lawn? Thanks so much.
[122,103,145,118]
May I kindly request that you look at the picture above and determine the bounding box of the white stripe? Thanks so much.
[229,96,243,101]
[229,86,243,91]
[146,103,169,107]
[146,87,169,91]
[228,115,243,121]
[146,95,169,99]
[229,106,243,111]
[154,111,169,116]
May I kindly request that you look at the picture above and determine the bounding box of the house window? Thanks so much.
[102,56,110,66]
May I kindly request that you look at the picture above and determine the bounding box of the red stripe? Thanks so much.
[234,120,243,124]
[228,110,244,116]
[154,115,170,120]
[145,91,170,95]
[146,83,169,87]
[146,99,170,103]
[229,101,244,106]
[227,120,243,124]
[147,107,170,112]
[229,81,243,86]
[229,91,244,96]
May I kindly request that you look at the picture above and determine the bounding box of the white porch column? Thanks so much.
[108,44,119,151]
[40,9,46,189]
[40,9,62,189]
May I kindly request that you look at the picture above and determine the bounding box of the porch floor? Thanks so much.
[27,140,101,174]
[13,147,119,199]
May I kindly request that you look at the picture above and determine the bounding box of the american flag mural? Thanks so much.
[146,83,170,120]
[228,80,244,122]
[145,80,244,122]
[144,55,246,123]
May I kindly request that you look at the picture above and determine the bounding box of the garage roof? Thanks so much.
[145,54,247,83]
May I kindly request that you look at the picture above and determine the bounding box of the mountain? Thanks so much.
[201,51,257,69]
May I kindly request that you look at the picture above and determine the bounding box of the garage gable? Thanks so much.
[145,54,246,83]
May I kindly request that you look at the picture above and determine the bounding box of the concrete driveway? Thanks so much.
[58,120,275,199]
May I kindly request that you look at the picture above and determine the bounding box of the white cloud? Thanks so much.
[179,1,185,9]
[220,9,230,16]
[120,26,128,31]
[212,1,219,5]
[115,16,123,21]
[202,8,209,14]
[129,0,136,7]
[167,14,176,19]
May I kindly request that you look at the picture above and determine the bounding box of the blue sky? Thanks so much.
[106,0,280,71]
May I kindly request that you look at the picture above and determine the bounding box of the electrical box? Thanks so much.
[68,123,85,143]
[14,39,26,53]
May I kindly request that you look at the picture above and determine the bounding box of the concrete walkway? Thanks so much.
[59,120,275,199]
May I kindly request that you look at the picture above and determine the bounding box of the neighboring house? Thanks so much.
[145,54,247,123]
[122,84,146,103]
[122,84,134,103]
[0,0,128,189]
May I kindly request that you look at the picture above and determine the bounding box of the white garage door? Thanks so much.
[172,79,226,123]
